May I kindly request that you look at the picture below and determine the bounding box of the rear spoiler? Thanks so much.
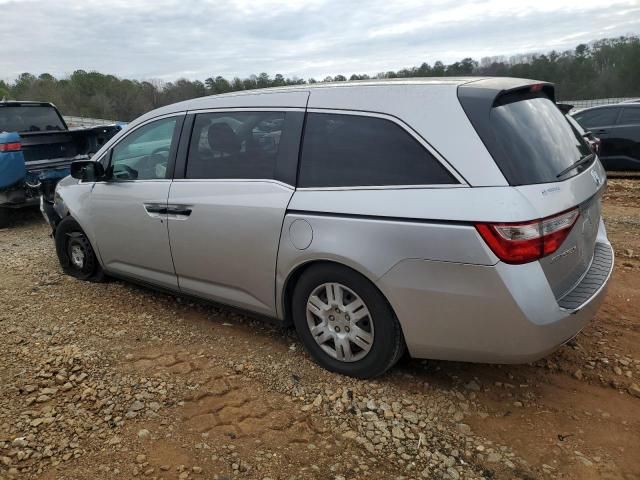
[459,78,556,104]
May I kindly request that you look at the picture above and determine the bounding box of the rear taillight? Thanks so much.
[475,208,579,264]
[0,141,21,152]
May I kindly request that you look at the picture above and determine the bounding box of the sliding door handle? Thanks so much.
[166,205,193,217]
[169,208,192,216]
[144,203,168,216]
[145,206,167,214]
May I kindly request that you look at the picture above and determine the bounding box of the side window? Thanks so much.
[618,108,640,125]
[110,117,178,180]
[298,113,456,188]
[185,112,286,180]
[573,108,619,129]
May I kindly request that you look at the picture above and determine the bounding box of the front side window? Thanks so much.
[110,117,178,180]
[573,108,619,129]
[618,107,640,125]
[185,112,286,179]
[298,113,456,188]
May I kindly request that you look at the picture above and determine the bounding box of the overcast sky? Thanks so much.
[1,0,639,82]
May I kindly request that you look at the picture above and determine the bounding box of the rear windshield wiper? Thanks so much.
[556,154,595,179]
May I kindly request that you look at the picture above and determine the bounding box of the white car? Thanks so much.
[43,78,614,378]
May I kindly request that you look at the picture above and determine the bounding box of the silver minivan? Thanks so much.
[43,78,614,378]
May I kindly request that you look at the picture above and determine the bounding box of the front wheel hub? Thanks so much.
[70,244,85,268]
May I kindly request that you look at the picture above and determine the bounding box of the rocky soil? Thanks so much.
[0,178,639,480]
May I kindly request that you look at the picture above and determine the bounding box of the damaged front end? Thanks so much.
[40,173,79,233]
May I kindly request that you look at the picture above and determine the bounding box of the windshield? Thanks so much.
[486,95,593,185]
[0,105,66,133]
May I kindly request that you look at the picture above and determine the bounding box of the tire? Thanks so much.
[55,216,104,282]
[292,264,405,378]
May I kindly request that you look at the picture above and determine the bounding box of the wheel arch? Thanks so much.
[55,213,105,270]
[279,258,402,332]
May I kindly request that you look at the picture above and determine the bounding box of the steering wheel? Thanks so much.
[113,164,138,180]
[136,153,168,179]
[152,146,170,156]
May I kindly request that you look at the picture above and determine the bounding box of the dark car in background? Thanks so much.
[558,104,601,157]
[571,103,640,170]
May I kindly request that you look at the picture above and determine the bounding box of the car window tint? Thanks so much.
[619,107,640,125]
[573,108,619,129]
[298,113,456,188]
[186,112,285,179]
[483,96,592,185]
[110,117,177,180]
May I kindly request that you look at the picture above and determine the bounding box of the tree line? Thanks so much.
[1,35,638,122]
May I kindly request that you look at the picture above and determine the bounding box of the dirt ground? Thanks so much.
[0,178,639,480]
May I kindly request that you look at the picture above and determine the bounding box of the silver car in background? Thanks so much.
[43,78,614,378]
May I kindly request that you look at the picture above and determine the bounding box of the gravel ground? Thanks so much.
[0,178,639,480]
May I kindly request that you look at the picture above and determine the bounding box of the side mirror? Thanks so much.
[70,160,105,182]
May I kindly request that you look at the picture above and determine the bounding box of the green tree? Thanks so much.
[0,80,10,99]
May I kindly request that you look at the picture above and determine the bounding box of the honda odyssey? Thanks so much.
[42,78,614,378]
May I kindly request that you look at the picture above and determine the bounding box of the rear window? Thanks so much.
[484,95,593,185]
[0,106,65,133]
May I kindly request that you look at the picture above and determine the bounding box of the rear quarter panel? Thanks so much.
[276,193,500,319]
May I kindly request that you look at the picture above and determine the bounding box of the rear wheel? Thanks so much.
[292,264,405,378]
[55,216,104,282]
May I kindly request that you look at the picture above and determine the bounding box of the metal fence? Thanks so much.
[557,97,639,110]
[63,115,118,128]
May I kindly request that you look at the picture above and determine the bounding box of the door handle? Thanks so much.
[166,205,193,217]
[169,208,192,216]
[144,203,168,217]
[593,129,607,134]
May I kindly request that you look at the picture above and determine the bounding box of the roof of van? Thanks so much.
[183,76,546,97]
[132,76,547,127]
[189,77,495,97]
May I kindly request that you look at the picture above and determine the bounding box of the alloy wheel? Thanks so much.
[305,282,374,362]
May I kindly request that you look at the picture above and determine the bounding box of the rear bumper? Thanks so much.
[377,232,614,364]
